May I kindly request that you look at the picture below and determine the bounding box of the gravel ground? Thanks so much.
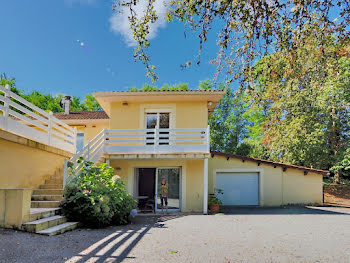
[1,206,350,263]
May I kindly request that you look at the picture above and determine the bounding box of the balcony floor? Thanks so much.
[104,152,210,160]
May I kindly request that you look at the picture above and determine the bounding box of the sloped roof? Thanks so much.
[210,151,329,175]
[53,111,109,120]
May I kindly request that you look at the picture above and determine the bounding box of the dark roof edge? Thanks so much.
[210,151,329,175]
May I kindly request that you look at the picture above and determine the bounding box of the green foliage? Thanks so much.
[128,82,190,91]
[61,161,136,227]
[247,26,350,177]
[113,0,349,82]
[331,148,350,176]
[1,74,102,113]
[208,79,266,157]
[82,94,103,111]
[208,188,223,206]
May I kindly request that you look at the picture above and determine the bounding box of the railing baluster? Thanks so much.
[73,127,77,151]
[154,127,158,153]
[0,85,77,154]
[48,111,53,146]
[3,84,10,131]
[206,125,210,153]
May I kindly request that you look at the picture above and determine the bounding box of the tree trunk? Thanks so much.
[333,171,340,184]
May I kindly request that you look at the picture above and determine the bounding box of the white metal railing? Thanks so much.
[0,84,76,153]
[63,126,210,186]
[63,128,105,186]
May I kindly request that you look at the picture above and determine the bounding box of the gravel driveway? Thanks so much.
[1,206,350,263]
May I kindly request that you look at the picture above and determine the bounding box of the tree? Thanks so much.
[113,0,349,82]
[128,82,189,91]
[82,94,103,111]
[1,74,103,113]
[247,26,350,180]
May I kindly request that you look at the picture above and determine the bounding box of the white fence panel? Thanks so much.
[0,84,77,153]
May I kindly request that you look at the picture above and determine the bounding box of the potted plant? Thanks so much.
[208,188,223,213]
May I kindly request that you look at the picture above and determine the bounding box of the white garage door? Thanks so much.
[216,172,259,205]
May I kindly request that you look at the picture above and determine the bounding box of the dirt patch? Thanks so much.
[324,185,350,206]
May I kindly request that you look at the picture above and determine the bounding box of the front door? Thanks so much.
[155,167,181,211]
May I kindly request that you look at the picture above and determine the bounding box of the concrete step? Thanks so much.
[22,215,67,233]
[45,179,63,185]
[29,208,61,221]
[31,201,60,208]
[32,189,63,195]
[37,222,79,236]
[31,195,62,201]
[39,184,62,190]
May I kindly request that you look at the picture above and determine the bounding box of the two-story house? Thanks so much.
[55,90,327,214]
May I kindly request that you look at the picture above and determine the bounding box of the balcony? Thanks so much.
[65,127,210,186]
[104,127,210,155]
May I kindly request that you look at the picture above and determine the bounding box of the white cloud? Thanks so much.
[109,0,170,47]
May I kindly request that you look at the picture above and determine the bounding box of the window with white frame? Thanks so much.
[76,133,85,151]
[145,112,170,145]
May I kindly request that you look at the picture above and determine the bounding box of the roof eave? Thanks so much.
[210,151,329,175]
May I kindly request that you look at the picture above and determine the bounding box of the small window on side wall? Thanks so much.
[76,133,85,152]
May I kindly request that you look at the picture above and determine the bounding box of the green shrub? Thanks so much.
[61,161,137,228]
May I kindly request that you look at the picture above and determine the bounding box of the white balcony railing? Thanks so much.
[0,84,76,153]
[64,127,210,186]
[104,127,210,154]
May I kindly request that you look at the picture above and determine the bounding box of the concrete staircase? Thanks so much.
[22,174,79,236]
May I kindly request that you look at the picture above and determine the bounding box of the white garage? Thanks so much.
[216,172,259,206]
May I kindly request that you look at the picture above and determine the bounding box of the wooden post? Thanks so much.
[3,84,10,131]
[48,111,53,146]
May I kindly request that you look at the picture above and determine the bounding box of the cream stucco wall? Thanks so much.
[75,122,109,145]
[0,131,72,189]
[0,189,32,228]
[110,158,204,212]
[208,155,323,206]
[109,101,208,129]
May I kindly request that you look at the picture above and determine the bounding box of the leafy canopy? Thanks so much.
[113,0,349,82]
[1,74,102,112]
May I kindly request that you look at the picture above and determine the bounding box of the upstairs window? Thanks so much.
[146,112,170,145]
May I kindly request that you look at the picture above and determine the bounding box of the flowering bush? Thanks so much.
[61,160,136,228]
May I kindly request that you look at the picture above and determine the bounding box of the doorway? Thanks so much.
[137,168,156,212]
[135,167,181,212]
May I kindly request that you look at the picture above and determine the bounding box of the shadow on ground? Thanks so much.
[0,214,184,263]
[1,207,349,263]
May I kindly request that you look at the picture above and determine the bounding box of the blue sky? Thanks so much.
[0,0,219,98]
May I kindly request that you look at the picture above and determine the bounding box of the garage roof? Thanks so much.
[210,151,329,175]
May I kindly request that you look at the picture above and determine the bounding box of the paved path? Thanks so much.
[1,206,350,263]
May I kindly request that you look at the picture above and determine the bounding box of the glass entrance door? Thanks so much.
[155,167,181,211]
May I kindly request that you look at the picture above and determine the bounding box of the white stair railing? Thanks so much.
[0,84,77,153]
[63,128,106,187]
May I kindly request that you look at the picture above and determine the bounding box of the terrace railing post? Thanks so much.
[102,128,106,154]
[3,84,10,131]
[73,127,77,153]
[63,158,68,188]
[206,125,210,153]
[87,141,91,160]
[48,111,53,146]
[154,127,158,153]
